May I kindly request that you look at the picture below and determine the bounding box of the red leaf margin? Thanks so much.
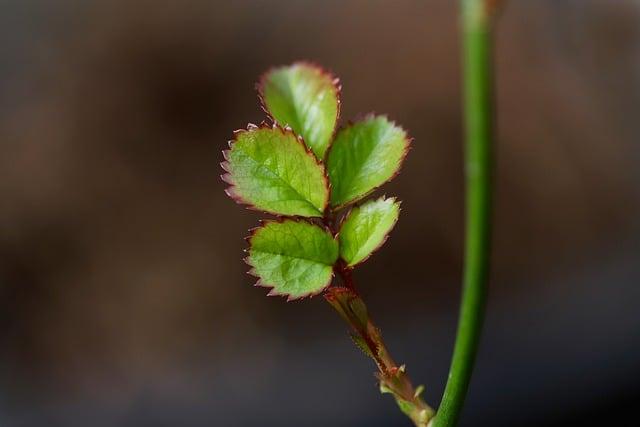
[337,195,402,268]
[327,113,413,211]
[220,122,331,218]
[256,61,342,161]
[243,217,338,302]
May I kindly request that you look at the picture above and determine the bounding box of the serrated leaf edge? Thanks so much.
[220,122,331,217]
[338,195,402,268]
[256,61,342,161]
[328,113,412,210]
[243,218,337,302]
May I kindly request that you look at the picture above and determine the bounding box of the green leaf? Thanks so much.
[259,62,340,159]
[222,124,329,217]
[327,115,410,208]
[339,197,400,267]
[247,219,339,300]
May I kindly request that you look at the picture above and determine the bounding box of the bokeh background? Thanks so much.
[1,0,639,425]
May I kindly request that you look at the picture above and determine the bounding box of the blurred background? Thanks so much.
[1,0,639,425]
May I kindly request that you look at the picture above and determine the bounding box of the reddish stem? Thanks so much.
[322,208,434,426]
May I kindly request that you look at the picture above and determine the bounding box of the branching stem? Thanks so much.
[322,1,497,423]
[323,212,434,426]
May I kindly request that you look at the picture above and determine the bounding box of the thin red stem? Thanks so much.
[322,208,434,426]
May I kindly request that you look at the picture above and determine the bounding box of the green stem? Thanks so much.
[433,1,495,426]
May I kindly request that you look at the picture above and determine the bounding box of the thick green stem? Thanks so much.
[433,1,495,426]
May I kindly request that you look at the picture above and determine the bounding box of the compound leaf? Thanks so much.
[222,124,329,217]
[259,62,340,159]
[247,219,339,300]
[327,115,410,208]
[339,197,400,267]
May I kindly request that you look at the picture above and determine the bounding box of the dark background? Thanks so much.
[1,0,639,425]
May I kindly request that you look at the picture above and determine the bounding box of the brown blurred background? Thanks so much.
[1,0,639,425]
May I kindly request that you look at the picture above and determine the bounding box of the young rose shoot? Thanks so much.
[222,62,434,426]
